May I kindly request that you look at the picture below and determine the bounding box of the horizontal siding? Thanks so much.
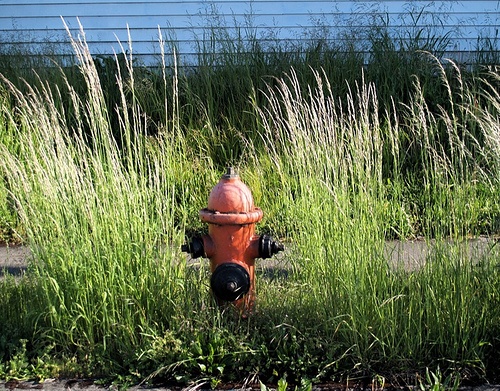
[2,1,498,21]
[2,1,497,16]
[0,1,498,64]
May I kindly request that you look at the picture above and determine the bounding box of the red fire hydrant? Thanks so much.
[182,167,283,313]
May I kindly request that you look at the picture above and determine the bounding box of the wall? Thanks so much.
[0,1,498,64]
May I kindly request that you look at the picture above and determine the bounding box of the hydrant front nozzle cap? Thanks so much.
[211,263,250,302]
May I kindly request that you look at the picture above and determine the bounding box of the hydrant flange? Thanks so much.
[199,208,263,225]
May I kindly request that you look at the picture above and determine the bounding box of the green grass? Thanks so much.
[0,23,500,389]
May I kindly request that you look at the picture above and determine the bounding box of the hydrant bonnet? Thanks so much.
[208,167,253,213]
[200,169,263,225]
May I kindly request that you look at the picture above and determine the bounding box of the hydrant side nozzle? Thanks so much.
[259,234,284,259]
[181,236,205,258]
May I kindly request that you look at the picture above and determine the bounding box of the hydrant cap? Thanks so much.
[207,168,255,213]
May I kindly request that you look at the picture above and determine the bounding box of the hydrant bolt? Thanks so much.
[222,166,238,179]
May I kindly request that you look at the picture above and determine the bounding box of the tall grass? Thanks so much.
[249,62,500,382]
[0,28,215,376]
[0,88,19,242]
[0,26,500,387]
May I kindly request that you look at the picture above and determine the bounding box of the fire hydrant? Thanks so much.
[182,167,283,313]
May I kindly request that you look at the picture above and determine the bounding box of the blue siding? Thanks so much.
[0,1,498,64]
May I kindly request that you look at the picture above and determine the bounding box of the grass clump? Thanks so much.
[0,32,199,379]
[0,22,500,388]
[250,64,500,383]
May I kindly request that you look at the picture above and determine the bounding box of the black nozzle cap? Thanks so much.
[181,236,205,258]
[211,263,250,302]
[259,235,284,259]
